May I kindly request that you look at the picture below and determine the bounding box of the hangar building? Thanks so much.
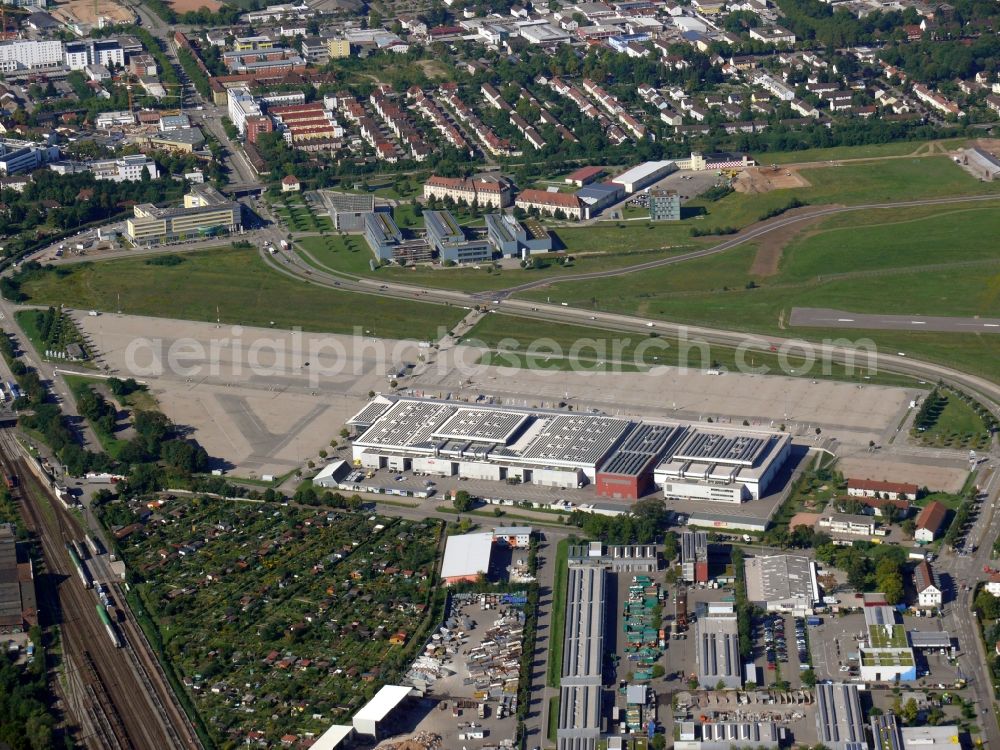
[349,396,790,502]
[695,602,742,689]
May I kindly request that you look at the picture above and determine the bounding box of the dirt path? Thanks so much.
[748,205,836,277]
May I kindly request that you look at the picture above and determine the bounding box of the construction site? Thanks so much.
[49,0,136,30]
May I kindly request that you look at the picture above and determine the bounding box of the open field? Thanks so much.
[752,138,969,165]
[50,0,135,25]
[542,155,1000,255]
[110,495,444,746]
[168,0,222,11]
[17,246,462,341]
[517,200,1000,383]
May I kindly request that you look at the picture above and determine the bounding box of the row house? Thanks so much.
[371,90,431,162]
[912,83,963,117]
[509,111,545,150]
[440,86,519,157]
[409,88,473,156]
[518,86,577,141]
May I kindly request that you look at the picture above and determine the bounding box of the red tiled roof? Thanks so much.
[916,500,948,532]
[516,188,582,209]
[848,478,918,494]
[566,165,605,181]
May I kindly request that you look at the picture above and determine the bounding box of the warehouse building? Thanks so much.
[440,532,496,584]
[744,555,819,614]
[595,423,684,500]
[653,427,791,502]
[126,185,241,246]
[610,160,677,194]
[695,601,742,689]
[352,685,413,739]
[815,683,867,750]
[0,524,36,634]
[558,564,606,750]
[349,396,790,501]
[575,182,624,217]
[962,147,1000,181]
[676,721,781,750]
[680,530,708,584]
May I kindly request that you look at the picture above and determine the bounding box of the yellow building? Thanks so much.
[326,38,351,58]
[127,185,241,246]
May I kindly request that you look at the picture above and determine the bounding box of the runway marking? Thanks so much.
[837,318,854,322]
[911,321,926,325]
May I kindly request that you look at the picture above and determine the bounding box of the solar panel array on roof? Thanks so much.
[673,430,768,466]
[815,683,866,750]
[521,414,631,466]
[433,408,531,444]
[600,423,684,477]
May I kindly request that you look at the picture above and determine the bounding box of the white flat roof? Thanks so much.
[441,532,494,579]
[611,160,675,186]
[312,724,353,750]
[354,685,412,724]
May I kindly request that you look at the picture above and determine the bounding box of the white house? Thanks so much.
[914,561,942,608]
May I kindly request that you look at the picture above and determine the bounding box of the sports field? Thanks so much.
[17,246,462,341]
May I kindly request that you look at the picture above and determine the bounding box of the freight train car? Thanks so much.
[87,534,104,556]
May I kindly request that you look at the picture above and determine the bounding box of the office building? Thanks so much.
[423,174,513,208]
[0,140,59,175]
[485,212,552,257]
[362,211,432,264]
[126,184,241,246]
[423,209,492,264]
[227,87,263,136]
[322,191,374,231]
[649,188,680,221]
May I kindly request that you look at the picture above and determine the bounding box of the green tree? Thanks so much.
[452,490,473,513]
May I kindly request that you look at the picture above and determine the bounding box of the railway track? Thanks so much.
[0,428,200,749]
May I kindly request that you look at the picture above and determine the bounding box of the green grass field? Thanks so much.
[547,538,569,689]
[916,395,992,450]
[516,199,1000,383]
[753,138,969,165]
[18,247,462,341]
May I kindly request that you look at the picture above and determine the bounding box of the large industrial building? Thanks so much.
[815,683,866,750]
[676,721,781,750]
[695,602,742,689]
[348,396,790,502]
[743,555,820,614]
[558,564,606,750]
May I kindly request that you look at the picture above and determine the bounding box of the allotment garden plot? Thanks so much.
[117,497,444,745]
